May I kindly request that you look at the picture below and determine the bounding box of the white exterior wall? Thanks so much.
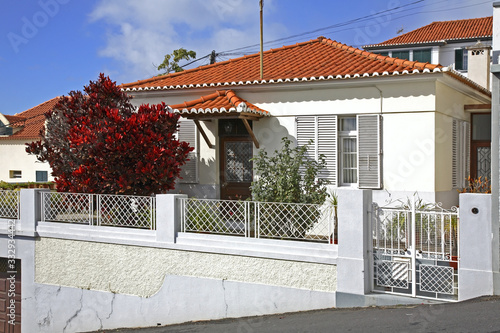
[0,140,53,183]
[382,112,435,192]
[440,40,493,75]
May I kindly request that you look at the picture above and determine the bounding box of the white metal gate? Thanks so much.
[371,198,459,301]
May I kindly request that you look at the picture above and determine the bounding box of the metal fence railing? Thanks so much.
[41,192,156,230]
[0,190,20,219]
[179,198,335,243]
[372,204,459,260]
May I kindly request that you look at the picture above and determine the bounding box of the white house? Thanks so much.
[122,36,492,207]
[0,98,58,184]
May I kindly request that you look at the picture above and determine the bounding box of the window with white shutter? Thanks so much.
[296,116,337,185]
[357,115,382,189]
[452,119,470,189]
[296,114,381,188]
[178,119,198,183]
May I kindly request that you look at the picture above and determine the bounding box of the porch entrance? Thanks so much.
[371,200,459,301]
[219,119,254,200]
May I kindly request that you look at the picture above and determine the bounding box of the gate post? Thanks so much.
[458,193,494,300]
[336,189,372,307]
[156,194,187,243]
[20,188,49,236]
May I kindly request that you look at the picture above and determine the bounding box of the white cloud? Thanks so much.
[89,0,285,83]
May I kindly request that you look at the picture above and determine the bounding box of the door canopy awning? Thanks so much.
[168,90,270,148]
[168,89,270,120]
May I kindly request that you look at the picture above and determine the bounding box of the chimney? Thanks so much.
[467,40,491,90]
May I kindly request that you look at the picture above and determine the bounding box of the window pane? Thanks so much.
[413,49,431,63]
[392,50,410,60]
[340,118,357,132]
[9,170,21,179]
[455,49,467,70]
[472,114,491,141]
[36,171,48,182]
[342,138,358,184]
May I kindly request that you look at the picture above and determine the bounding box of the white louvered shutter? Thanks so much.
[296,116,316,159]
[296,116,337,184]
[452,119,470,189]
[318,116,337,185]
[178,119,198,183]
[357,115,382,189]
[452,119,459,188]
[463,121,471,186]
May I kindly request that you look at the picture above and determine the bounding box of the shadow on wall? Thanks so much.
[254,116,294,153]
[175,157,218,199]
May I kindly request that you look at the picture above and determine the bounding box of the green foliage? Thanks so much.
[0,181,54,190]
[250,137,328,204]
[250,137,329,239]
[185,199,228,233]
[157,48,196,75]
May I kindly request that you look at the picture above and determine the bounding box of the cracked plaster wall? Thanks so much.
[33,237,337,332]
[34,275,336,332]
[35,238,337,297]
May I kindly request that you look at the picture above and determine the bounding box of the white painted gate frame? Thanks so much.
[370,197,460,301]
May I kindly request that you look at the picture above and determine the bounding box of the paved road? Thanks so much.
[95,296,500,333]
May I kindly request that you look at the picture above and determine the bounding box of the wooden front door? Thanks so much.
[220,137,253,200]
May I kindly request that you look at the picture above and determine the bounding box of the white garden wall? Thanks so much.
[0,188,498,332]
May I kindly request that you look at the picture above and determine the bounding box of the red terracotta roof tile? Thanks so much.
[4,115,26,128]
[365,16,492,48]
[169,90,269,117]
[0,97,60,140]
[121,37,443,92]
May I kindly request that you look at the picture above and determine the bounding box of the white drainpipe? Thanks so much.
[491,1,500,295]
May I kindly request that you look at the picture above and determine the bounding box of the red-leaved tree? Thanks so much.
[26,74,193,195]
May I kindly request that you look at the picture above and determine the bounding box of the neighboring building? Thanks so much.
[364,16,492,81]
[122,36,491,207]
[0,97,59,184]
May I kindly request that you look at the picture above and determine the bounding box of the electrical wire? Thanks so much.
[180,0,491,66]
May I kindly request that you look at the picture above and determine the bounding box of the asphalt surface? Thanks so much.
[93,296,500,333]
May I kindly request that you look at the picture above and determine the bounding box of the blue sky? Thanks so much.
[0,0,494,115]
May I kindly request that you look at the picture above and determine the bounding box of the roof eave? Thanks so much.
[364,36,492,50]
[122,69,445,94]
[364,41,447,50]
